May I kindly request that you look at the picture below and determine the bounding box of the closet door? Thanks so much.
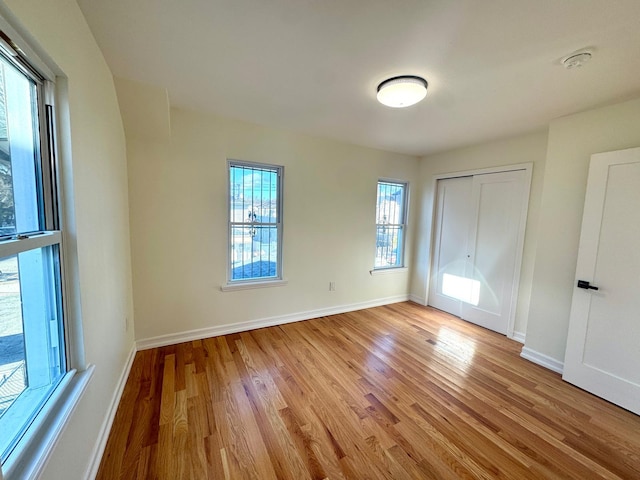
[428,176,473,316]
[429,170,528,335]
[462,170,526,334]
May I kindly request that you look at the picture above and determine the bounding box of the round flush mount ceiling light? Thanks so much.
[376,75,428,108]
[562,50,592,69]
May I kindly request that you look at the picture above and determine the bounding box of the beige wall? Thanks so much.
[2,0,134,478]
[411,130,549,336]
[525,97,640,362]
[126,100,419,341]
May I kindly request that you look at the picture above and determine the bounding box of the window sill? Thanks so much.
[3,365,94,480]
[369,267,408,276]
[220,279,288,292]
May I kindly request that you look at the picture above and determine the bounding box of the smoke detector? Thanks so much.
[562,51,592,69]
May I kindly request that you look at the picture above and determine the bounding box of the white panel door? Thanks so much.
[563,147,640,415]
[429,170,528,336]
[428,176,473,316]
[462,170,527,334]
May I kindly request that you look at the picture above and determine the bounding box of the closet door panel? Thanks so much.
[462,170,526,334]
[428,176,473,316]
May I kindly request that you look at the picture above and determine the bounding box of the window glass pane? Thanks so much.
[231,226,278,280]
[0,56,43,236]
[0,246,65,460]
[375,181,406,269]
[0,256,23,414]
[376,182,405,226]
[230,166,278,223]
[375,225,403,268]
[229,162,281,282]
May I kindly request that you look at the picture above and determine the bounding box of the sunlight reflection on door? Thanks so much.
[442,273,480,306]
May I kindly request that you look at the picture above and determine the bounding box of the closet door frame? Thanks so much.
[425,163,533,339]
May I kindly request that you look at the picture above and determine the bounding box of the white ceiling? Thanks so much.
[77,0,640,156]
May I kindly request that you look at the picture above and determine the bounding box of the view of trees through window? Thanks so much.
[229,162,281,281]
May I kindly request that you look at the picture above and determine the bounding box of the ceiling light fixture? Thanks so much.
[377,75,428,108]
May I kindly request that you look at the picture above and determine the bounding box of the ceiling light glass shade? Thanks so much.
[377,76,428,108]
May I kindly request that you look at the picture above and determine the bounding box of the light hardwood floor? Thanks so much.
[96,302,640,479]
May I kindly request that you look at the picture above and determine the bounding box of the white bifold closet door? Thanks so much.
[429,170,528,335]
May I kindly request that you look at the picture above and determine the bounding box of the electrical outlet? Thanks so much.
[125,316,129,331]
[329,281,335,291]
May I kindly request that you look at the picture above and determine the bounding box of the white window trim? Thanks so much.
[225,159,284,288]
[2,367,93,480]
[370,266,408,276]
[0,232,61,257]
[220,278,288,292]
[374,179,408,271]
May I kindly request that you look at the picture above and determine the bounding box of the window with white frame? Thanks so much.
[375,180,407,269]
[0,43,67,467]
[228,161,282,282]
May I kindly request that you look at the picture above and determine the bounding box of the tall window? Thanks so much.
[375,180,407,269]
[228,161,282,282]
[0,49,65,464]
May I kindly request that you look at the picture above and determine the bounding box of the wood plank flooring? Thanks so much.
[96,302,640,479]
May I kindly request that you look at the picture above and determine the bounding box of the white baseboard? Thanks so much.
[408,294,426,305]
[510,331,526,344]
[84,344,137,480]
[136,295,409,350]
[520,346,564,374]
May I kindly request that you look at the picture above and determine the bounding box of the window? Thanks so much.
[228,161,283,283]
[0,46,66,466]
[375,180,407,269]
